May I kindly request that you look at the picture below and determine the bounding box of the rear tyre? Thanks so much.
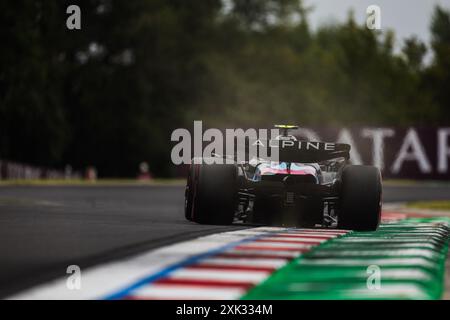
[185,160,237,225]
[338,165,382,231]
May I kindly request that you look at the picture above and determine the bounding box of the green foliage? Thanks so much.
[402,36,427,71]
[425,5,450,124]
[0,1,449,176]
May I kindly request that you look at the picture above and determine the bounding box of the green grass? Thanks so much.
[383,179,450,187]
[407,200,450,211]
[0,178,185,187]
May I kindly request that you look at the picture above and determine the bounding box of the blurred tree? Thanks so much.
[230,0,307,30]
[425,5,450,124]
[62,0,223,176]
[402,36,427,71]
[0,1,448,176]
[0,2,68,165]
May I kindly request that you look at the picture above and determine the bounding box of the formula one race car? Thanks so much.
[185,125,382,231]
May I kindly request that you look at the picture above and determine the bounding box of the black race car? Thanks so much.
[185,125,382,231]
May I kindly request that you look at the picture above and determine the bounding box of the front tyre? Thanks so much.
[338,165,382,231]
[185,160,237,225]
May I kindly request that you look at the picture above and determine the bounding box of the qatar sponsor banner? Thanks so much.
[300,127,450,180]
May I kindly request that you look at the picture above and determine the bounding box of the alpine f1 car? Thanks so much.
[185,125,382,231]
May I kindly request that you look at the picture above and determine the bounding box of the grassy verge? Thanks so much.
[0,178,185,187]
[383,179,450,187]
[406,200,450,211]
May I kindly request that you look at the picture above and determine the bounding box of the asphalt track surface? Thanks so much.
[0,183,449,298]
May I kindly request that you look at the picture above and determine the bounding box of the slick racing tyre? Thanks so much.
[185,160,237,225]
[338,165,382,231]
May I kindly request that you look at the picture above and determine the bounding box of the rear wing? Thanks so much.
[276,140,350,162]
[235,139,351,163]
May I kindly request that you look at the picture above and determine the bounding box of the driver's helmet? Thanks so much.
[274,133,297,141]
[274,124,299,141]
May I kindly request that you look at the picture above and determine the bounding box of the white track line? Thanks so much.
[199,257,288,268]
[258,236,326,243]
[169,269,270,282]
[130,285,246,300]
[224,249,299,257]
[237,241,312,249]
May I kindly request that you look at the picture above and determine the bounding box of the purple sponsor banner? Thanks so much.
[302,127,450,180]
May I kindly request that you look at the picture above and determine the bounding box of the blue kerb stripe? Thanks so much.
[102,231,272,300]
